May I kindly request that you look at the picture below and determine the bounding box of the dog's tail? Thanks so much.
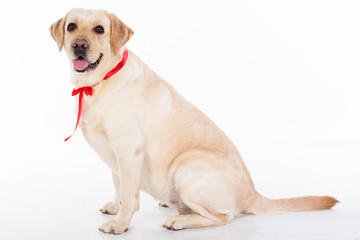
[243,191,339,215]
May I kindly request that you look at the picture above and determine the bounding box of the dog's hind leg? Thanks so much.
[163,164,239,230]
[162,182,232,230]
[163,213,228,230]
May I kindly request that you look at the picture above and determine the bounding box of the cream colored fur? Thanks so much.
[50,8,338,234]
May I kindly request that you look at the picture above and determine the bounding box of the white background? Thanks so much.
[0,0,359,239]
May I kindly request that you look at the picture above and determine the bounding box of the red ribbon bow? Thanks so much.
[64,49,128,141]
[64,87,93,142]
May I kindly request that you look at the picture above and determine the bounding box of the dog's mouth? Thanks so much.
[72,54,103,72]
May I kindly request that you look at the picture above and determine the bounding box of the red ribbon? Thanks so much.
[64,87,92,141]
[64,49,129,142]
[104,49,128,80]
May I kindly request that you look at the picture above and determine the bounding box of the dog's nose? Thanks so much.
[72,38,89,50]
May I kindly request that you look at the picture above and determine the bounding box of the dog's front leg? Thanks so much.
[100,172,121,215]
[99,150,143,234]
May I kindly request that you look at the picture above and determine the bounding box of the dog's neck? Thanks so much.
[65,48,129,142]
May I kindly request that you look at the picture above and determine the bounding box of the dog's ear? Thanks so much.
[50,18,65,51]
[107,13,134,55]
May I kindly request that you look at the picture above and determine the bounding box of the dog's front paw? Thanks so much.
[100,201,120,215]
[99,219,128,234]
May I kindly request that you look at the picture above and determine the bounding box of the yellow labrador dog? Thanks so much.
[50,8,338,234]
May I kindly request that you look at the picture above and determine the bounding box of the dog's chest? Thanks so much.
[79,96,106,129]
[78,91,132,130]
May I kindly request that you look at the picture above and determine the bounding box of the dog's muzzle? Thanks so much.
[71,38,102,72]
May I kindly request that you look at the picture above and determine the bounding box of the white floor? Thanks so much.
[1,187,358,240]
[1,140,359,240]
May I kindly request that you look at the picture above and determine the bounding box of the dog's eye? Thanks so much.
[67,23,77,32]
[94,25,104,34]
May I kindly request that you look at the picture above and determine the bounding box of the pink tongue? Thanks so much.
[72,59,89,71]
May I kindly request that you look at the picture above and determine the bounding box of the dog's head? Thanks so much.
[50,9,133,87]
